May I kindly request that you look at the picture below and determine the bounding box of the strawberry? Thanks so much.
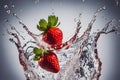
[38,52,60,73]
[37,15,63,46]
[33,47,60,73]
[43,27,63,45]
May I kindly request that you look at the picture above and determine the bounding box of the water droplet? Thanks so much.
[103,6,106,10]
[82,0,85,2]
[13,13,16,16]
[4,4,9,9]
[34,0,39,4]
[12,13,21,20]
[6,10,11,14]
[4,19,9,22]
[11,26,15,30]
[51,9,55,15]
[115,0,119,6]
[9,38,14,42]
[11,5,15,8]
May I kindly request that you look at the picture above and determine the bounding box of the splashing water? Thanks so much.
[7,6,120,80]
[115,0,120,6]
[4,4,21,20]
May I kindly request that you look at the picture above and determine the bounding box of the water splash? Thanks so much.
[4,4,9,9]
[7,7,120,80]
[4,4,21,20]
[6,10,11,14]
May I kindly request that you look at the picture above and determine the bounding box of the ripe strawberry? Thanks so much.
[43,27,63,45]
[33,47,60,73]
[38,52,60,73]
[37,15,63,46]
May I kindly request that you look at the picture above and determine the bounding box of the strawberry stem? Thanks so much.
[33,47,47,61]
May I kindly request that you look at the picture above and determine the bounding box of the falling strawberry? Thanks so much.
[37,15,63,46]
[33,47,60,73]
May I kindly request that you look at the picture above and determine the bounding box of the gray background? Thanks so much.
[0,0,120,80]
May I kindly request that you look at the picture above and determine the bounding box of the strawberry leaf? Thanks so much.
[54,17,58,26]
[33,47,41,54]
[48,15,58,28]
[33,47,45,60]
[34,55,40,61]
[37,19,48,31]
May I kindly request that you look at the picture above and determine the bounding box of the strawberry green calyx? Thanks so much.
[48,15,58,28]
[33,47,53,61]
[37,19,48,31]
[37,15,59,31]
[33,47,47,61]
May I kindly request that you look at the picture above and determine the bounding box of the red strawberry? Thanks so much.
[33,47,60,73]
[42,27,63,45]
[38,52,60,73]
[37,15,63,46]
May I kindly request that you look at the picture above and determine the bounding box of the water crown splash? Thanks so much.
[7,6,120,80]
